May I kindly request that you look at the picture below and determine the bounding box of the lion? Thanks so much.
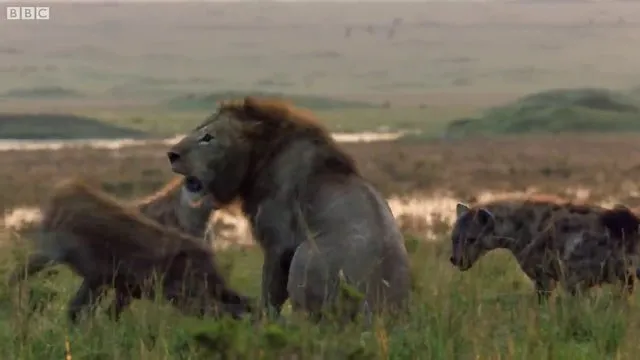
[31,177,254,323]
[166,96,411,321]
[8,175,218,287]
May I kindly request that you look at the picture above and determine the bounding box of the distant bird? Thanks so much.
[387,27,395,39]
[366,25,375,35]
[345,26,352,38]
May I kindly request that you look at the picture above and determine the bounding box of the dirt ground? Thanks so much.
[3,134,640,230]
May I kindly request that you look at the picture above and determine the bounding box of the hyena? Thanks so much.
[450,196,640,301]
[32,177,253,323]
[8,176,217,287]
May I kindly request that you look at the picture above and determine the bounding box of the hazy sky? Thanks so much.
[0,0,489,2]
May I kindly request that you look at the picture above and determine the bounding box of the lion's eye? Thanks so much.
[198,133,213,144]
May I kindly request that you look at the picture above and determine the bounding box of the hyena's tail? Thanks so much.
[7,231,78,286]
[600,205,640,280]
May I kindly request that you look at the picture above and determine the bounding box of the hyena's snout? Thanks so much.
[450,255,464,267]
[449,253,471,271]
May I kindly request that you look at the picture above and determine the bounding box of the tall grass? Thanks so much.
[2,232,640,359]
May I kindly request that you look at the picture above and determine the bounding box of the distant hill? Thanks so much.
[444,88,640,137]
[164,90,378,111]
[2,86,84,99]
[0,113,148,140]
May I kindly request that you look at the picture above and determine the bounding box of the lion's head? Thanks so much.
[167,99,262,207]
[167,96,341,207]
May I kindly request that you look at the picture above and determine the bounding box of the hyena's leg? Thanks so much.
[104,282,134,322]
[214,288,255,319]
[67,279,106,324]
[616,270,635,299]
[534,278,557,303]
[7,253,57,286]
[563,278,589,297]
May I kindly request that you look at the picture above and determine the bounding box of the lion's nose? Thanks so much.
[167,151,180,164]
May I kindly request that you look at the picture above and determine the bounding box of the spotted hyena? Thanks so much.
[450,196,640,301]
[35,177,254,323]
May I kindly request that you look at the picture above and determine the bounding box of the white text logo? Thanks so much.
[6,6,50,20]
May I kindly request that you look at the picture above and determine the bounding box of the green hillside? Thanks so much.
[0,113,148,140]
[445,88,640,137]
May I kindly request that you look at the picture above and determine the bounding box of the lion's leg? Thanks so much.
[260,249,294,317]
[67,278,104,324]
[287,242,338,320]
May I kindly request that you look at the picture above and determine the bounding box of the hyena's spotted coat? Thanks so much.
[450,196,640,301]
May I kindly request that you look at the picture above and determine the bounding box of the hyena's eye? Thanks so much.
[198,133,213,145]
[466,237,477,244]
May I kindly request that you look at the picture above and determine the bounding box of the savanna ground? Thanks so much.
[4,1,640,359]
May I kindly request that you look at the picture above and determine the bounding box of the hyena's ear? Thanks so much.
[477,208,495,225]
[613,203,631,211]
[456,203,470,218]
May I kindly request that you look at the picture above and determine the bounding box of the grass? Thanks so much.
[3,232,640,359]
[4,129,640,358]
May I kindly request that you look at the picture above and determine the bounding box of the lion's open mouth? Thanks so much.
[184,176,204,193]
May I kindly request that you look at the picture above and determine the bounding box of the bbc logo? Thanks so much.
[6,6,50,20]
